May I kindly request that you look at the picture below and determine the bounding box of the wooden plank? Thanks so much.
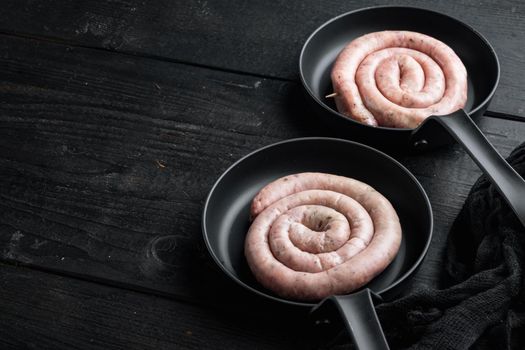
[0,33,319,305]
[0,0,523,117]
[0,262,310,349]
[0,33,523,305]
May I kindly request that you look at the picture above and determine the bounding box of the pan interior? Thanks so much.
[203,138,433,306]
[300,6,499,124]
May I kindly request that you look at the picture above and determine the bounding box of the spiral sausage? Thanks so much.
[331,31,467,128]
[245,172,401,301]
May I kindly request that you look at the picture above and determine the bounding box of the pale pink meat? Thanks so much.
[244,172,401,301]
[331,31,467,128]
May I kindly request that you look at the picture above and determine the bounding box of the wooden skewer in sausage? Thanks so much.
[245,172,401,301]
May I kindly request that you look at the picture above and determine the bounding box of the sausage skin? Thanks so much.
[331,31,467,128]
[245,172,401,301]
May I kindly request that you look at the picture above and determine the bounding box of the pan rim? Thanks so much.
[202,137,434,307]
[298,5,501,132]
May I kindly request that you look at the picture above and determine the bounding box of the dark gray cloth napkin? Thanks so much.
[374,142,525,349]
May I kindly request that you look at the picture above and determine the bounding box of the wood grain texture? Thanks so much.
[1,33,524,306]
[0,262,312,350]
[1,2,524,348]
[0,0,523,117]
[0,33,321,305]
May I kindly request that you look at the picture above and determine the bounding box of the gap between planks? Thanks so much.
[0,256,228,312]
[0,29,523,123]
[0,30,292,83]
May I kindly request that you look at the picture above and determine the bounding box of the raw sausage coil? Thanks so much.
[331,31,467,128]
[244,172,401,301]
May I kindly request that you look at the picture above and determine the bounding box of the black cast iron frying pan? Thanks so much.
[300,6,525,229]
[203,138,432,350]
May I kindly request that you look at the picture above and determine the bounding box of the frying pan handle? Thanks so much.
[413,109,525,227]
[310,289,389,350]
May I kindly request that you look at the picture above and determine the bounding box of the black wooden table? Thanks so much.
[0,1,524,349]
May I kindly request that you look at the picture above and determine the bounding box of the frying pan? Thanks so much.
[299,6,525,229]
[203,137,432,349]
